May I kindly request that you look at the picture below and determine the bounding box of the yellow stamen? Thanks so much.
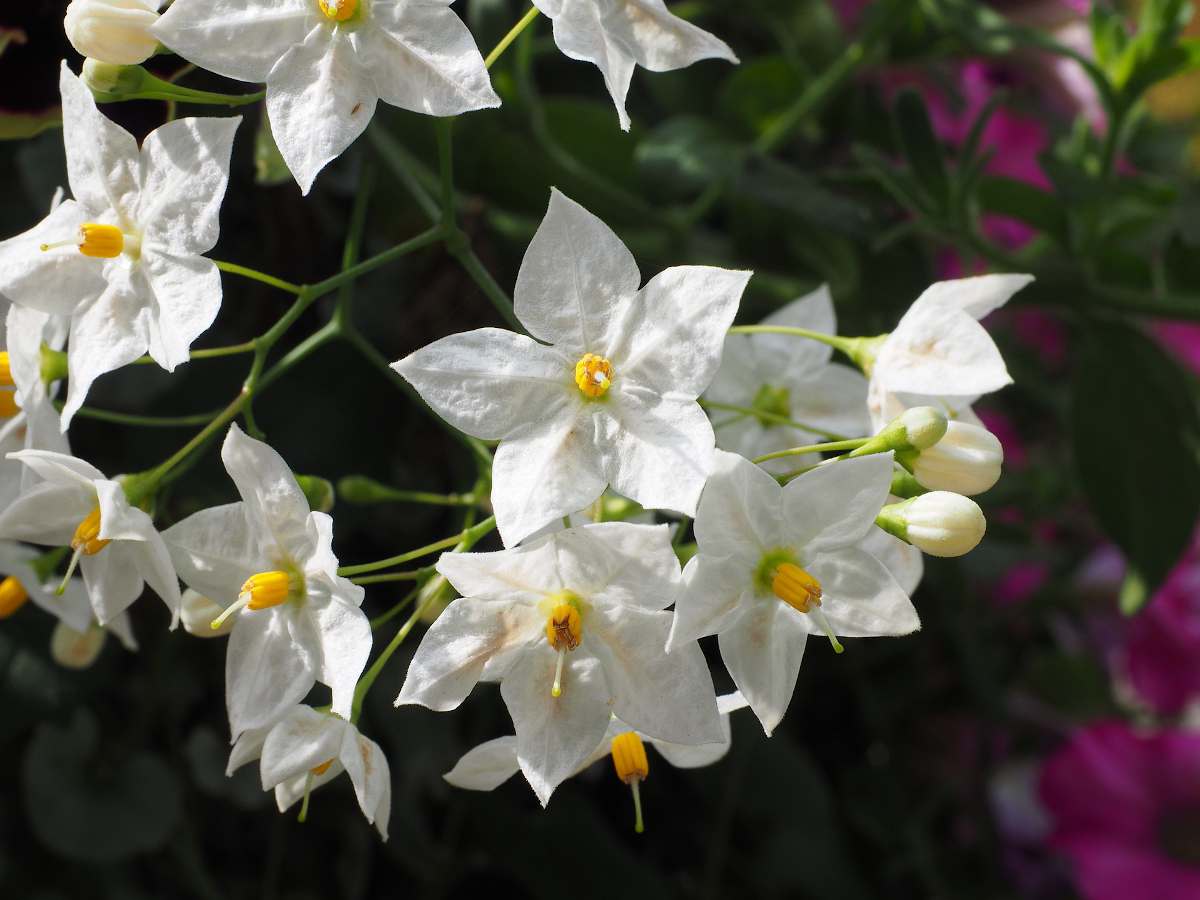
[0,390,18,418]
[311,759,334,776]
[0,576,29,618]
[545,601,582,698]
[574,353,614,399]
[611,731,649,834]
[0,351,12,387]
[210,570,299,630]
[318,0,358,21]
[42,223,125,258]
[771,562,822,613]
[72,506,111,557]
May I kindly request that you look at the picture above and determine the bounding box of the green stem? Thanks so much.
[131,341,256,365]
[306,227,442,300]
[485,6,542,68]
[368,126,441,221]
[448,244,523,330]
[369,585,422,630]
[338,516,496,578]
[436,118,456,230]
[352,569,430,587]
[69,405,223,428]
[353,591,435,716]
[699,399,846,441]
[726,324,857,355]
[214,261,303,295]
[753,438,869,464]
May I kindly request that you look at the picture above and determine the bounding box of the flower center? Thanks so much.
[574,353,614,400]
[611,731,649,833]
[41,222,142,259]
[1158,806,1200,868]
[318,0,358,21]
[751,383,791,425]
[72,506,111,557]
[210,569,304,630]
[772,562,822,613]
[0,576,29,619]
[0,351,16,419]
[542,590,584,698]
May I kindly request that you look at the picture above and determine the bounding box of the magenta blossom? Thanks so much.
[1040,723,1200,900]
[1154,321,1200,376]
[1121,559,1200,715]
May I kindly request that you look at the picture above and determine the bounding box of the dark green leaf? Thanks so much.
[892,89,950,215]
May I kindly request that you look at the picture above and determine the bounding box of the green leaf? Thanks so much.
[634,116,742,200]
[892,88,950,216]
[0,107,60,141]
[1072,320,1200,609]
[976,176,1068,245]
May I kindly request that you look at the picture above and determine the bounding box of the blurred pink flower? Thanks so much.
[1153,321,1200,376]
[1011,308,1069,368]
[1121,559,1200,715]
[993,561,1051,605]
[976,407,1029,469]
[1040,723,1200,900]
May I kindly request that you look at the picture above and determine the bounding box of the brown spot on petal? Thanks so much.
[351,103,363,115]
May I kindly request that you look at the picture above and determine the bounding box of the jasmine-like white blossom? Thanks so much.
[0,450,182,626]
[397,521,724,806]
[153,0,499,194]
[227,705,391,838]
[394,189,750,546]
[705,285,870,473]
[667,450,919,736]
[164,424,370,738]
[0,64,240,428]
[865,274,1034,429]
[532,0,738,130]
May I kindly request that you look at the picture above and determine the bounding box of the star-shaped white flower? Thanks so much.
[444,690,748,793]
[866,274,1033,430]
[163,424,371,738]
[0,449,182,627]
[706,285,871,473]
[394,189,750,547]
[153,0,499,194]
[667,450,919,736]
[396,521,723,806]
[532,0,738,130]
[0,63,240,429]
[227,705,390,839]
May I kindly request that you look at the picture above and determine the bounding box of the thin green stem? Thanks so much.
[357,486,478,506]
[485,6,542,68]
[336,160,375,323]
[354,590,435,715]
[448,245,523,330]
[368,126,441,221]
[369,585,422,630]
[726,324,855,354]
[131,341,256,365]
[753,438,869,464]
[700,399,846,442]
[214,260,304,295]
[436,118,456,230]
[352,569,430,587]
[338,516,496,578]
[306,227,442,300]
[69,405,223,428]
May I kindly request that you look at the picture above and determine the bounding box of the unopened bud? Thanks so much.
[295,475,335,513]
[179,589,233,638]
[51,620,108,669]
[911,421,1003,496]
[876,492,986,558]
[66,0,160,66]
[851,406,948,459]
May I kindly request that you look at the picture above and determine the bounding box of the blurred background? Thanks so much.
[3,1,1200,897]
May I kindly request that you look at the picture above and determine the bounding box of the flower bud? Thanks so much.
[180,589,233,637]
[876,492,986,558]
[850,406,948,459]
[296,474,335,513]
[911,421,1003,496]
[51,621,108,669]
[81,58,145,96]
[65,0,160,66]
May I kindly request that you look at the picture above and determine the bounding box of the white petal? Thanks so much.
[163,502,262,604]
[337,725,392,839]
[759,286,837,375]
[552,522,681,611]
[105,611,139,651]
[266,27,377,195]
[6,448,103,487]
[225,608,317,738]
[612,266,750,398]
[139,251,221,370]
[59,62,140,222]
[220,423,314,563]
[857,526,924,595]
[94,479,155,541]
[788,364,871,439]
[151,0,314,84]
[651,719,732,769]
[259,706,343,787]
[718,602,808,737]
[391,328,572,441]
[0,200,104,316]
[434,537,561,604]
[704,330,761,405]
[395,597,541,711]
[667,552,754,649]
[546,2,637,130]
[129,534,183,627]
[226,725,270,774]
[781,453,895,554]
[693,449,782,559]
[599,391,714,517]
[876,303,1011,398]
[601,0,739,71]
[805,547,918,637]
[443,736,520,791]
[6,306,63,406]
[490,408,608,548]
[309,593,372,720]
[588,604,722,745]
[138,116,240,255]
[80,543,145,624]
[274,762,343,812]
[360,3,499,114]
[514,189,640,354]
[914,273,1034,321]
[0,481,88,546]
[500,648,614,807]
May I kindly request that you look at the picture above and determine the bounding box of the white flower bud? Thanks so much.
[912,421,1004,496]
[65,0,160,66]
[180,589,234,637]
[878,492,986,558]
[898,406,949,451]
[51,621,108,669]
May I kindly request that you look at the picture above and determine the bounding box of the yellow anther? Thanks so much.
[545,603,582,651]
[771,562,822,614]
[0,576,29,618]
[318,0,358,21]
[72,506,111,557]
[0,390,17,418]
[311,759,334,776]
[240,571,294,611]
[611,731,649,784]
[574,353,614,400]
[0,351,12,387]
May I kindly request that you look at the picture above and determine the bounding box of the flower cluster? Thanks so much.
[0,5,1031,837]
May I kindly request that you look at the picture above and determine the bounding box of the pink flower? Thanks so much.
[993,561,1051,606]
[1153,321,1200,376]
[1040,723,1200,900]
[976,408,1030,469]
[1011,309,1069,369]
[1121,561,1200,715]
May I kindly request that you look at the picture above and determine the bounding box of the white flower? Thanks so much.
[878,491,986,558]
[65,0,162,66]
[532,0,738,130]
[911,420,1003,496]
[705,285,871,473]
[227,705,391,839]
[396,521,723,806]
[866,274,1034,429]
[153,0,499,194]
[0,64,240,428]
[0,450,181,626]
[51,615,138,668]
[445,690,749,792]
[858,525,924,596]
[163,424,370,738]
[394,189,750,546]
[667,450,919,736]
